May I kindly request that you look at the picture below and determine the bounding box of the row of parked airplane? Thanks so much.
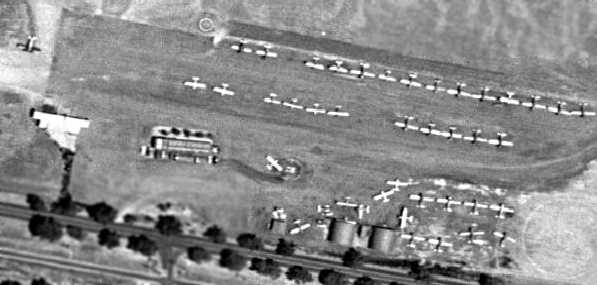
[183,76,235,96]
[230,39,279,59]
[408,193,515,219]
[456,225,516,248]
[394,115,514,148]
[401,227,515,251]
[263,93,350,117]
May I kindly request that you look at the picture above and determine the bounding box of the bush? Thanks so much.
[236,233,263,250]
[30,278,51,285]
[66,225,85,240]
[342,247,364,268]
[97,228,120,249]
[187,246,211,264]
[86,202,117,224]
[219,248,246,271]
[275,238,296,256]
[286,266,313,284]
[478,273,506,285]
[28,214,63,242]
[127,235,158,257]
[50,194,78,216]
[155,215,182,236]
[123,214,137,224]
[354,276,375,285]
[26,194,47,212]
[407,262,431,283]
[204,225,226,243]
[318,269,346,285]
[249,258,281,279]
[0,280,21,285]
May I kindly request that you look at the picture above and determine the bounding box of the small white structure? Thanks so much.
[31,110,90,151]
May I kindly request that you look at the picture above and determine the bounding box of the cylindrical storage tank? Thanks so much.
[328,218,357,246]
[369,225,396,252]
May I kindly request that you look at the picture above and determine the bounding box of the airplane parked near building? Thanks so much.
[401,232,426,249]
[397,206,414,229]
[183,76,207,90]
[427,237,453,252]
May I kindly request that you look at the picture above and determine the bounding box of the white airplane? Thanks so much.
[577,102,596,117]
[397,206,414,229]
[401,232,426,249]
[493,231,516,248]
[264,93,282,105]
[282,98,304,110]
[497,91,517,105]
[445,126,458,139]
[356,204,370,220]
[335,196,358,208]
[378,70,397,82]
[305,103,326,115]
[419,122,435,136]
[17,36,41,53]
[372,188,396,203]
[458,225,486,244]
[305,56,325,70]
[554,101,568,115]
[212,83,235,96]
[328,60,349,73]
[255,43,278,58]
[467,129,483,144]
[394,116,415,131]
[326,105,350,117]
[271,207,287,220]
[462,199,488,215]
[183,76,207,90]
[487,132,513,147]
[386,178,418,190]
[349,62,375,79]
[435,195,460,212]
[521,95,541,109]
[454,82,466,97]
[489,203,515,219]
[289,223,311,235]
[316,204,334,217]
[231,39,252,53]
[265,155,284,172]
[425,79,442,92]
[409,192,435,208]
[427,237,453,252]
[400,72,422,88]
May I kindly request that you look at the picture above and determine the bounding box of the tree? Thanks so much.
[249,258,281,279]
[30,278,51,285]
[0,280,21,285]
[354,276,375,285]
[187,246,211,264]
[219,248,246,272]
[28,214,63,242]
[275,238,296,256]
[97,228,120,249]
[26,194,47,212]
[123,214,137,224]
[204,225,226,243]
[342,247,364,268]
[66,225,85,240]
[408,262,431,283]
[127,235,158,257]
[478,273,506,285]
[155,215,182,236]
[50,193,78,216]
[86,202,117,224]
[318,269,346,285]
[286,266,313,284]
[236,233,263,250]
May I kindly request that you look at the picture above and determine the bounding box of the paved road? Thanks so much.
[0,201,475,285]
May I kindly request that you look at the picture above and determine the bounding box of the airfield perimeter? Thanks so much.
[46,9,597,248]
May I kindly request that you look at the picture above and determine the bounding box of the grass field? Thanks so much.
[40,8,597,281]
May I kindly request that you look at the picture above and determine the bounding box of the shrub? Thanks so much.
[66,225,85,240]
[127,235,158,257]
[318,269,346,285]
[286,266,313,284]
[275,238,296,256]
[354,276,375,285]
[236,233,263,250]
[187,246,211,264]
[342,247,364,268]
[249,258,281,279]
[28,214,63,242]
[219,248,246,271]
[26,194,47,212]
[155,215,182,236]
[204,225,226,243]
[86,202,117,224]
[97,228,120,249]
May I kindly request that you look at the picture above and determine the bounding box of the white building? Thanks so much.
[31,110,90,151]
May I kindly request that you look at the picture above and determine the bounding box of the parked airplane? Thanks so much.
[397,206,414,229]
[493,231,516,247]
[489,203,515,219]
[335,196,358,208]
[183,76,207,90]
[271,206,287,220]
[372,188,396,203]
[462,199,488,215]
[212,83,234,96]
[401,232,426,249]
[400,72,422,88]
[305,103,326,115]
[378,70,397,82]
[446,126,458,139]
[487,132,513,147]
[282,98,304,110]
[255,43,278,58]
[265,155,284,172]
[409,192,435,208]
[329,60,349,73]
[304,56,325,70]
[316,204,334,217]
[16,36,41,52]
[326,105,350,117]
[356,204,370,220]
[264,93,282,105]
[455,82,466,97]
[521,95,542,109]
[470,129,483,144]
[458,225,486,244]
[349,62,375,79]
[555,101,568,115]
[435,195,460,212]
[420,122,436,136]
[289,222,311,235]
[425,79,442,92]
[231,39,252,53]
[427,237,453,252]
[386,178,418,190]
[395,116,415,131]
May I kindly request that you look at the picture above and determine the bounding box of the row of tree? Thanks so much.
[0,278,51,285]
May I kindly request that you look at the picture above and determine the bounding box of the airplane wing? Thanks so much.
[400,234,413,239]
[408,194,420,200]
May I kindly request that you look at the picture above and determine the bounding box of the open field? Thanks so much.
[35,9,597,281]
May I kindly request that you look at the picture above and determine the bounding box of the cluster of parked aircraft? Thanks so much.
[231,39,278,59]
[263,93,350,117]
[408,193,515,219]
[394,115,514,148]
[334,196,370,220]
[183,76,235,96]
[400,225,516,252]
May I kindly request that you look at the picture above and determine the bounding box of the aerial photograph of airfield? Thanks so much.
[1,0,597,285]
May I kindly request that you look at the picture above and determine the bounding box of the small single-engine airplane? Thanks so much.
[282,98,305,110]
[255,42,278,58]
[397,206,414,229]
[378,70,397,82]
[462,199,488,215]
[264,93,282,105]
[183,76,207,90]
[16,36,41,52]
[458,225,486,244]
[409,192,435,208]
[401,232,426,249]
[305,103,326,115]
[489,203,515,219]
[305,56,325,70]
[493,231,516,247]
[427,237,453,252]
[212,83,235,96]
[265,155,283,172]
[230,38,252,53]
[326,105,350,117]
[435,195,460,212]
